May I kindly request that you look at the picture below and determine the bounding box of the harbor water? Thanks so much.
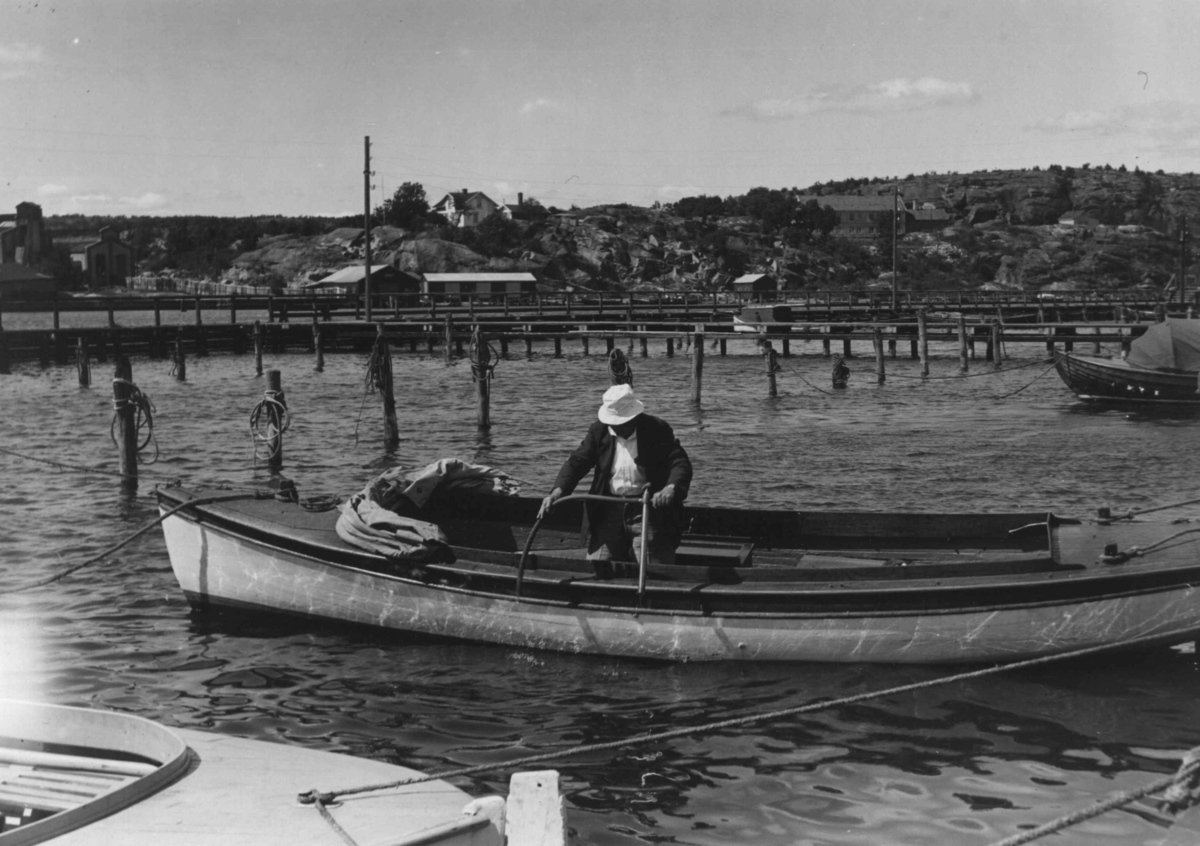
[2,329,1199,845]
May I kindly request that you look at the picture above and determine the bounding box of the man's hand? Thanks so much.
[538,487,564,519]
[651,484,676,509]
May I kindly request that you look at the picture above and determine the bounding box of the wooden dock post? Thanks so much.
[639,334,648,358]
[173,337,187,381]
[524,335,533,357]
[888,338,897,358]
[264,370,285,470]
[499,336,508,356]
[991,321,1003,368]
[582,330,589,356]
[372,326,399,445]
[957,315,969,373]
[666,336,674,357]
[781,338,790,357]
[822,338,831,357]
[842,338,852,358]
[76,338,90,387]
[606,336,615,355]
[444,314,454,362]
[554,336,562,358]
[873,328,885,384]
[765,342,778,397]
[253,320,264,376]
[719,338,727,356]
[313,316,324,372]
[0,330,8,375]
[230,295,237,324]
[918,310,929,378]
[691,325,704,404]
[469,327,492,430]
[194,295,208,356]
[54,329,68,365]
[112,356,138,490]
[609,348,632,385]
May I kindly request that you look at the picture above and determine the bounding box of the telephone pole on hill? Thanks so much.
[1180,217,1190,309]
[364,135,373,323]
[891,185,899,311]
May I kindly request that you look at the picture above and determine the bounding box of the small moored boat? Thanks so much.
[0,699,562,845]
[155,462,1200,664]
[1054,317,1200,404]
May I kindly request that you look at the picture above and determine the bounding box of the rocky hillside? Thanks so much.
[57,166,1200,296]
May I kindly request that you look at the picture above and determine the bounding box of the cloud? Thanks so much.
[1030,101,1200,143]
[520,97,560,115]
[119,192,168,210]
[0,43,44,80]
[64,192,168,212]
[37,183,69,197]
[726,76,976,121]
[656,185,707,198]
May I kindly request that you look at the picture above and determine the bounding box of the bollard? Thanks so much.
[469,327,493,430]
[371,326,399,445]
[253,320,264,376]
[112,356,138,490]
[873,327,885,384]
[77,338,91,387]
[918,310,929,378]
[172,338,187,381]
[957,315,969,373]
[765,342,778,397]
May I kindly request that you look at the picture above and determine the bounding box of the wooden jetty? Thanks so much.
[0,289,1184,368]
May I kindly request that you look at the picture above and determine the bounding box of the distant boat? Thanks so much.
[156,470,1200,664]
[732,304,794,333]
[0,699,563,845]
[1054,317,1200,404]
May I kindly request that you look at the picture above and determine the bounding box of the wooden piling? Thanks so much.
[253,320,264,376]
[605,336,615,354]
[781,338,790,357]
[666,337,674,357]
[918,310,929,378]
[609,348,632,385]
[373,326,399,445]
[873,328,885,384]
[313,317,324,371]
[54,330,68,365]
[554,336,562,358]
[991,321,1003,368]
[76,338,90,387]
[444,314,454,362]
[264,370,285,470]
[230,295,237,324]
[639,334,648,358]
[0,331,8,374]
[719,338,727,356]
[888,338,897,358]
[822,338,831,357]
[842,338,852,358]
[194,296,208,356]
[112,356,138,490]
[173,338,187,381]
[470,327,492,430]
[524,336,533,357]
[765,342,778,397]
[691,327,704,404]
[957,315,969,373]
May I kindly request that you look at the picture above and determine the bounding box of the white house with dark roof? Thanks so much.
[431,190,502,228]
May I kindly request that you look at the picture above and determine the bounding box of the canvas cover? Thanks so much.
[1126,318,1200,372]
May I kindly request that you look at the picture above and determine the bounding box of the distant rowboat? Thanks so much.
[1054,317,1200,404]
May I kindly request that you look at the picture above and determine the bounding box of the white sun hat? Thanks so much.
[597,383,645,425]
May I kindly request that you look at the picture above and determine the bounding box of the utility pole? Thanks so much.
[1180,217,1190,308]
[364,135,373,323]
[891,185,899,311]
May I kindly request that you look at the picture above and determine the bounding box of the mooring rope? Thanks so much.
[299,629,1200,807]
[248,389,290,464]
[0,445,135,480]
[608,348,633,385]
[110,377,159,465]
[468,328,499,385]
[0,491,268,594]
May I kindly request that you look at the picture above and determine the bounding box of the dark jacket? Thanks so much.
[553,413,693,545]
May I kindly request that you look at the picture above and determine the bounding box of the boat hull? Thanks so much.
[159,498,1200,664]
[1054,352,1200,404]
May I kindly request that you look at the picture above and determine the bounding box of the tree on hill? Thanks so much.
[374,182,438,230]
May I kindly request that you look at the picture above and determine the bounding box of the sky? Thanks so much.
[3,0,1200,218]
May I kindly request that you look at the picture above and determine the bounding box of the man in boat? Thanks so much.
[539,383,692,565]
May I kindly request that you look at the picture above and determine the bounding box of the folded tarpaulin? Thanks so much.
[336,458,522,560]
[1127,318,1200,372]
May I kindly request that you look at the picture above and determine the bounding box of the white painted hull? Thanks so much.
[160,511,1200,664]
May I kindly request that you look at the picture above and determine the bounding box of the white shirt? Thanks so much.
[608,428,647,495]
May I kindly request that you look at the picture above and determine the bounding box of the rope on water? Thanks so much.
[993,360,1060,399]
[248,389,290,465]
[0,445,135,480]
[0,491,269,594]
[299,628,1199,806]
[110,377,159,465]
[987,748,1200,846]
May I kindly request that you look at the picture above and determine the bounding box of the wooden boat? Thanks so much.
[156,481,1200,664]
[1054,317,1200,404]
[0,699,562,845]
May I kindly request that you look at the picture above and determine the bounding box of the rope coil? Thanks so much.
[608,348,633,385]
[110,377,159,465]
[249,388,290,463]
[468,328,498,384]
